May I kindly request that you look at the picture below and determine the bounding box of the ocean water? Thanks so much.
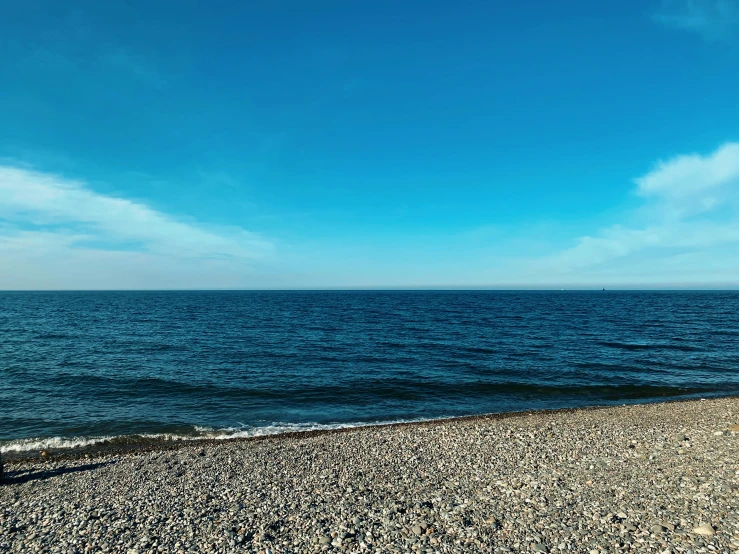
[2,290,739,454]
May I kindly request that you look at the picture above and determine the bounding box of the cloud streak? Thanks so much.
[0,165,273,289]
[0,165,271,259]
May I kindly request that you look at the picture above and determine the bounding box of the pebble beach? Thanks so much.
[2,398,739,554]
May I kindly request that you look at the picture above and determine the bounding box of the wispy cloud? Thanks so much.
[654,0,739,41]
[0,165,273,288]
[635,142,739,197]
[535,142,739,283]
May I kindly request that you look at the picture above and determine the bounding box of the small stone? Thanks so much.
[532,544,547,553]
[693,523,715,536]
[318,535,331,545]
[411,525,423,536]
[729,424,739,432]
[651,524,668,534]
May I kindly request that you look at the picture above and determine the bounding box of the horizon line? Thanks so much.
[1,286,738,292]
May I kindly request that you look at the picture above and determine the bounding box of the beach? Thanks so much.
[2,398,739,554]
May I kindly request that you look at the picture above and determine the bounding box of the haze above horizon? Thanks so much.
[2,0,739,290]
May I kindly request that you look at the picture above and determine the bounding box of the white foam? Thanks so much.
[188,417,448,440]
[0,431,218,454]
[0,435,119,454]
[0,416,451,455]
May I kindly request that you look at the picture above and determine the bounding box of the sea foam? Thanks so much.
[0,417,442,454]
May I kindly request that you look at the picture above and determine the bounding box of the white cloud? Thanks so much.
[0,165,274,289]
[654,0,739,41]
[536,142,739,282]
[635,143,739,198]
[0,165,271,259]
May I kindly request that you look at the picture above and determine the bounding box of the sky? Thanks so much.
[1,0,739,289]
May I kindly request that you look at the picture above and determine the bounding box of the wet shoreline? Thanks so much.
[3,394,736,464]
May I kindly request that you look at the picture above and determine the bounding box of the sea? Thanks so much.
[2,290,738,455]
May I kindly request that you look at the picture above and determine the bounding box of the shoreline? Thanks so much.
[4,394,736,463]
[2,396,738,552]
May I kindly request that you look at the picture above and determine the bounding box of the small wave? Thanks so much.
[34,333,70,340]
[463,346,499,355]
[0,418,440,455]
[599,341,702,352]
[376,341,407,349]
[1,435,122,454]
[0,384,720,455]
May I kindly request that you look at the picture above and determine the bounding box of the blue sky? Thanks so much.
[1,0,739,289]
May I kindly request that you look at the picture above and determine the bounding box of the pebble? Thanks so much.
[693,523,716,536]
[1,397,738,553]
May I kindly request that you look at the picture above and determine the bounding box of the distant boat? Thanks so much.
[602,287,606,291]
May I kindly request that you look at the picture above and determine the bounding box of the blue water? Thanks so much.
[2,291,739,453]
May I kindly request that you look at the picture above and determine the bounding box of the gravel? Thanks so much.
[2,397,739,553]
